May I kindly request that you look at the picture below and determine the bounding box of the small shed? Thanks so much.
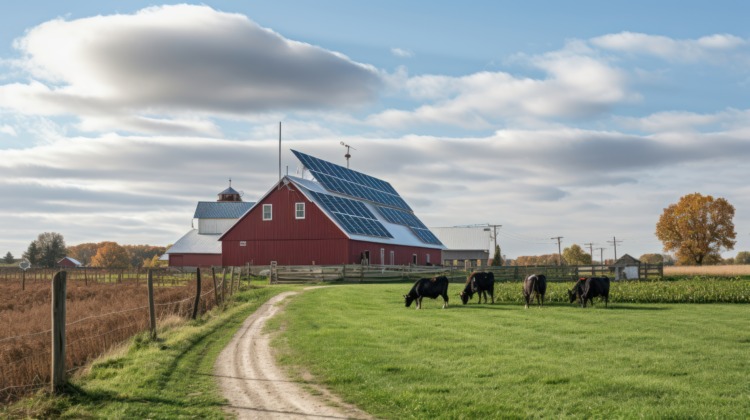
[613,254,640,280]
[57,256,82,268]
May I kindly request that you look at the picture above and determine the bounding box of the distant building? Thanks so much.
[613,254,641,280]
[57,256,82,268]
[219,150,445,266]
[430,226,492,267]
[165,182,254,267]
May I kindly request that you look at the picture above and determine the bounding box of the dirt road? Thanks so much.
[215,291,372,419]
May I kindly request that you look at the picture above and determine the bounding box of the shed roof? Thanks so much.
[165,229,221,254]
[614,254,640,266]
[193,201,254,219]
[57,256,82,266]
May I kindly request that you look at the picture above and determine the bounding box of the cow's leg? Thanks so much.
[524,294,529,309]
[441,293,448,309]
[416,296,422,309]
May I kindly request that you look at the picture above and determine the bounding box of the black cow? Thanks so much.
[523,274,547,308]
[404,276,450,309]
[459,272,495,305]
[568,276,610,308]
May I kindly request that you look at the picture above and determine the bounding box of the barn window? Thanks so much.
[295,202,305,219]
[389,251,395,265]
[412,254,418,265]
[263,204,272,221]
[426,253,431,264]
[380,248,385,265]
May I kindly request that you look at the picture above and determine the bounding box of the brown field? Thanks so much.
[663,264,750,276]
[0,270,225,403]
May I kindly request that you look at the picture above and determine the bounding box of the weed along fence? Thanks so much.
[0,266,248,404]
[264,263,664,284]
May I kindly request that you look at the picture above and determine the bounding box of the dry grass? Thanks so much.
[663,264,750,277]
[0,274,220,403]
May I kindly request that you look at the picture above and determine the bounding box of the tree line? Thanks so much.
[16,232,167,269]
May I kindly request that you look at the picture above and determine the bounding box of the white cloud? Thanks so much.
[391,48,413,58]
[591,32,749,62]
[0,124,16,136]
[370,52,632,128]
[1,5,382,135]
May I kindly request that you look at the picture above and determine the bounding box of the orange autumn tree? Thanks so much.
[655,193,736,266]
[90,242,130,268]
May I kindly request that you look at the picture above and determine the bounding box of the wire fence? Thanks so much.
[0,267,241,404]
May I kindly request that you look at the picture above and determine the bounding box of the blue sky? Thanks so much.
[1,1,749,261]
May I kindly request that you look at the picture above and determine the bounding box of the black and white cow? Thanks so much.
[568,276,610,308]
[459,272,495,305]
[404,276,450,309]
[523,274,547,308]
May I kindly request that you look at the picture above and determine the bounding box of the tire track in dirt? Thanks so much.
[214,291,372,419]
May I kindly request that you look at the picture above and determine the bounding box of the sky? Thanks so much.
[1,1,750,262]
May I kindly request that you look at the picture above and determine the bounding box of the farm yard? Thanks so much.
[1,270,748,418]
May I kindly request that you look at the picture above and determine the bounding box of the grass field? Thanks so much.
[270,283,750,419]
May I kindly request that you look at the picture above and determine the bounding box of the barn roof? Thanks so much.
[165,229,221,254]
[57,256,82,266]
[193,201,254,219]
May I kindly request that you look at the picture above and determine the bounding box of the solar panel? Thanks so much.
[309,191,392,239]
[293,150,410,211]
[376,206,443,245]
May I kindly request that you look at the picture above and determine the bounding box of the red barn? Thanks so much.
[220,150,444,266]
[57,256,82,268]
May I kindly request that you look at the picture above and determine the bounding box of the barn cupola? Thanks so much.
[218,179,242,202]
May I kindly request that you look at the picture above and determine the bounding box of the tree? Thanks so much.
[562,244,592,265]
[90,242,130,268]
[735,251,750,265]
[123,244,167,268]
[23,241,40,266]
[3,251,14,264]
[655,193,736,266]
[491,244,503,266]
[67,242,100,266]
[639,253,664,264]
[143,254,166,268]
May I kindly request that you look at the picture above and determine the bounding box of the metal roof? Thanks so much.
[219,186,241,196]
[289,176,445,250]
[429,227,491,251]
[193,201,254,219]
[165,229,222,254]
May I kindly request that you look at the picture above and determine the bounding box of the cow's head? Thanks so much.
[459,288,473,305]
[567,288,577,303]
[404,294,415,307]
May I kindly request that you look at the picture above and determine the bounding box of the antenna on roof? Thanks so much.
[340,141,356,168]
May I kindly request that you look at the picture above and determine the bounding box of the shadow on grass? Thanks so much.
[61,381,224,411]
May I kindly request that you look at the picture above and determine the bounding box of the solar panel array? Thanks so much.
[293,150,411,211]
[309,191,392,239]
[376,206,443,245]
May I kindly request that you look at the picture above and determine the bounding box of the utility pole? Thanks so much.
[584,242,594,262]
[551,236,563,266]
[596,247,606,265]
[484,224,502,251]
[607,236,623,261]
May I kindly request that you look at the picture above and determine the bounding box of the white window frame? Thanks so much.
[426,253,431,264]
[295,202,305,219]
[390,251,395,266]
[262,204,273,221]
[380,248,385,265]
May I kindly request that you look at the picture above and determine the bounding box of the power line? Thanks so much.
[551,236,563,266]
[584,242,594,259]
[596,247,606,264]
[607,236,623,261]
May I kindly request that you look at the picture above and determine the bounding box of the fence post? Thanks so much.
[230,267,237,296]
[212,267,220,306]
[22,270,25,291]
[191,268,202,320]
[221,268,227,304]
[51,270,67,394]
[147,269,157,339]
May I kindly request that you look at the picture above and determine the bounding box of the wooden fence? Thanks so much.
[263,263,663,284]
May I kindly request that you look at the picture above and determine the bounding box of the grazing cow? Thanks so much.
[568,276,610,308]
[523,274,547,308]
[404,276,450,309]
[459,272,495,305]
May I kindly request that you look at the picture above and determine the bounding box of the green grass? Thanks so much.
[2,285,296,419]
[270,283,750,419]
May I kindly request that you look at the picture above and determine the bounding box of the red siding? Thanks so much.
[221,181,441,266]
[57,258,78,268]
[169,253,222,267]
